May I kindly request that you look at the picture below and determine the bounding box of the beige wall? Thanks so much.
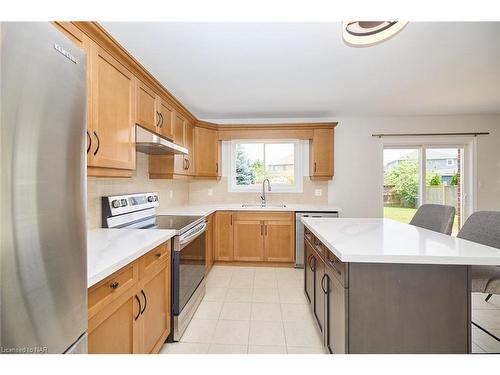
[87,153,189,229]
[328,115,500,218]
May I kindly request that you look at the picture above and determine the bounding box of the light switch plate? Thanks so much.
[169,190,174,199]
[208,189,213,196]
[315,189,322,197]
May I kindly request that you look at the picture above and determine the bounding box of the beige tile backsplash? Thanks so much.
[188,177,328,205]
[87,154,328,229]
[87,153,189,229]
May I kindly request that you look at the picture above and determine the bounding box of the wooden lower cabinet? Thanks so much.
[214,211,234,261]
[88,287,140,354]
[205,214,214,272]
[234,219,264,261]
[214,211,294,264]
[88,241,171,354]
[264,219,294,262]
[140,263,170,353]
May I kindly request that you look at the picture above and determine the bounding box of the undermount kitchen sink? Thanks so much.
[241,204,287,208]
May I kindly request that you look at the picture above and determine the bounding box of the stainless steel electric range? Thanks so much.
[101,192,206,342]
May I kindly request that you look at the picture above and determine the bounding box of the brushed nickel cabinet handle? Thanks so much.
[109,281,119,289]
[155,252,162,257]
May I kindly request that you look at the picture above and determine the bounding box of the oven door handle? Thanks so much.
[179,222,207,247]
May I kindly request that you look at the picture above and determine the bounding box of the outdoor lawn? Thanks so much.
[384,206,459,235]
[383,206,417,224]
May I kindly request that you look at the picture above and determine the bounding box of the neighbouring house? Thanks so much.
[384,149,459,185]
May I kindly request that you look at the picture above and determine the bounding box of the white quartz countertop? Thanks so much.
[157,203,341,217]
[302,218,500,266]
[87,229,176,288]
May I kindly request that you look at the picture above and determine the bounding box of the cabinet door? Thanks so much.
[88,42,136,170]
[234,220,264,261]
[173,112,186,146]
[88,288,140,354]
[158,99,175,141]
[184,121,194,175]
[310,128,334,178]
[205,214,214,272]
[136,80,158,133]
[214,211,234,261]
[313,253,325,334]
[264,220,294,262]
[140,263,170,354]
[304,240,315,305]
[324,268,347,354]
[194,126,219,178]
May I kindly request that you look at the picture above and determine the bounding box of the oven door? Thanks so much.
[172,222,206,315]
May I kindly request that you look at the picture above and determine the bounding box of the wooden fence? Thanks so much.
[384,185,458,209]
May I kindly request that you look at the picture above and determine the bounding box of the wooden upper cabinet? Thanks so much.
[157,99,175,141]
[214,211,234,261]
[87,41,136,172]
[136,80,158,133]
[234,219,264,262]
[184,121,194,175]
[310,128,334,180]
[264,219,295,262]
[173,112,186,146]
[194,126,220,179]
[53,22,85,48]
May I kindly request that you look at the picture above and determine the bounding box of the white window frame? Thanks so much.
[228,139,303,193]
[381,136,476,226]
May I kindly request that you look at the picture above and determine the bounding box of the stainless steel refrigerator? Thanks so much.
[1,22,88,354]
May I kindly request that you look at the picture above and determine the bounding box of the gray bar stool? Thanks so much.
[457,211,500,343]
[409,204,456,235]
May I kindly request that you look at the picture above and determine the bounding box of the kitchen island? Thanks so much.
[301,218,500,354]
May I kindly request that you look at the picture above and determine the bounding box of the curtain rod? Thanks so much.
[372,132,490,138]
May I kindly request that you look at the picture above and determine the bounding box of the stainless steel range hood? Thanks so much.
[135,125,188,155]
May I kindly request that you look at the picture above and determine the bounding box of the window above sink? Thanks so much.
[228,139,303,193]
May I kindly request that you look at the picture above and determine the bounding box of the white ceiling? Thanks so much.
[102,22,500,120]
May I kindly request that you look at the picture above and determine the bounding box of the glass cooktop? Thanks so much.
[154,215,203,233]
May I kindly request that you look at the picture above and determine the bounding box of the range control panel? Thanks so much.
[102,192,159,219]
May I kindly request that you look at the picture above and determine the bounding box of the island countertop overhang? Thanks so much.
[301,217,500,266]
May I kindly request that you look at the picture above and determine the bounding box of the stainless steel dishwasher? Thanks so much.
[295,211,339,268]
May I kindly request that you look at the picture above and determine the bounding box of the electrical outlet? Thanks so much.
[169,190,173,199]
[315,189,322,197]
[208,189,213,196]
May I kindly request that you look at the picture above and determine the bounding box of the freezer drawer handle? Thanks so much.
[134,295,141,320]
[109,281,119,289]
[140,290,147,314]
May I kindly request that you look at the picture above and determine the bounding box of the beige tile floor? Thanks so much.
[160,265,500,354]
[471,293,500,353]
[161,265,326,354]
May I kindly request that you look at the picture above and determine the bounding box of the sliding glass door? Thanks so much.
[383,144,468,235]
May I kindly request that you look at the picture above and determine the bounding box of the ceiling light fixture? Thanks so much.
[342,21,408,47]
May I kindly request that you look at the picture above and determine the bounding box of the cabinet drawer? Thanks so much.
[325,250,347,287]
[139,241,171,279]
[88,262,139,316]
[313,236,327,260]
[304,227,314,245]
